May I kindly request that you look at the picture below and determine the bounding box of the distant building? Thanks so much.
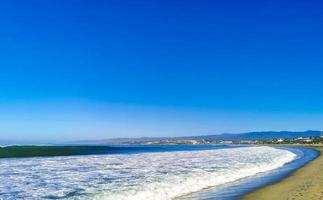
[219,140,233,144]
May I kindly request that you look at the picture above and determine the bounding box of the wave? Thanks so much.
[0,145,229,158]
[0,146,296,200]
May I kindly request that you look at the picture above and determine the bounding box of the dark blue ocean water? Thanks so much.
[87,144,240,154]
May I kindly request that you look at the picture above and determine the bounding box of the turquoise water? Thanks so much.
[0,144,238,158]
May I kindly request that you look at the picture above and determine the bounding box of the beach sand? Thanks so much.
[242,146,323,200]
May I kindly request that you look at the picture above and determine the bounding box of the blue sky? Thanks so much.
[0,0,322,142]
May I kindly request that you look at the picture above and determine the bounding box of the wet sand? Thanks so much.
[242,146,323,200]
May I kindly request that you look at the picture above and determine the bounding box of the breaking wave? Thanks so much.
[0,146,296,200]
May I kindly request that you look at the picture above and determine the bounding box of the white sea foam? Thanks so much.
[0,146,296,200]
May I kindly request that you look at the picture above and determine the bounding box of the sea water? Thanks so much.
[0,145,300,200]
[180,147,318,200]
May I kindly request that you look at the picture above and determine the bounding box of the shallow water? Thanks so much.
[0,145,297,200]
[180,147,319,200]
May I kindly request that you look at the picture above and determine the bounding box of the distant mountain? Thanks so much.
[71,130,322,144]
[189,130,322,141]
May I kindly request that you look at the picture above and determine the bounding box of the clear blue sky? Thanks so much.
[0,0,322,142]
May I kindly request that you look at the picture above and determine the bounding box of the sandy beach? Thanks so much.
[242,146,323,200]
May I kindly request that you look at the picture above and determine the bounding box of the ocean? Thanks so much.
[0,145,318,200]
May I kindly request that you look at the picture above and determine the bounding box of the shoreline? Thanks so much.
[179,146,317,200]
[242,145,323,200]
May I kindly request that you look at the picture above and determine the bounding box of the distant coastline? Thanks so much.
[71,130,323,145]
[1,130,323,159]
